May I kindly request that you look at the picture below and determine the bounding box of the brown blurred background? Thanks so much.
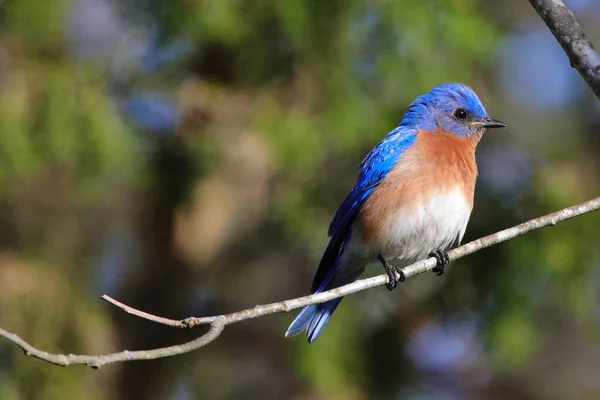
[1,0,600,399]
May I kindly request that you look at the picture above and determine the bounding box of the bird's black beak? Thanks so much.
[482,117,506,129]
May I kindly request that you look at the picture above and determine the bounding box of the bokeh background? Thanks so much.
[1,0,600,399]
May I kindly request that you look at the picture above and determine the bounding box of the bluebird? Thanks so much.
[285,83,505,343]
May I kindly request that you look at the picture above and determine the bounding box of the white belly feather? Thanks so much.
[379,188,472,263]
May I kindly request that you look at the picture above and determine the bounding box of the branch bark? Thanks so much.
[528,0,600,98]
[1,196,599,368]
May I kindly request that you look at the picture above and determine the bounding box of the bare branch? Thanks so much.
[2,196,599,368]
[188,195,600,326]
[101,295,188,328]
[529,0,600,98]
[0,319,225,368]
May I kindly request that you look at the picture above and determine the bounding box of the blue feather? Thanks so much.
[328,126,417,239]
[285,298,342,343]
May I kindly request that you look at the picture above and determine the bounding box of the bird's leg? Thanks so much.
[378,254,405,291]
[429,250,450,276]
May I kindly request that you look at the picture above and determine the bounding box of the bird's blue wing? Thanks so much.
[310,126,417,292]
[328,127,417,238]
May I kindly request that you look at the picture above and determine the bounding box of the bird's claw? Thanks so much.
[429,250,450,276]
[385,267,405,291]
[378,254,405,291]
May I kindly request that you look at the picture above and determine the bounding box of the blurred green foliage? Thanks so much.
[0,1,599,399]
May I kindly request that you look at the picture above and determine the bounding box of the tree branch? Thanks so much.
[528,0,600,98]
[1,196,599,367]
[0,319,225,368]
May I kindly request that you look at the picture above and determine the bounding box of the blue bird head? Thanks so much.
[401,83,505,137]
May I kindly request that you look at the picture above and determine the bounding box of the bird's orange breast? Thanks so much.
[358,129,480,250]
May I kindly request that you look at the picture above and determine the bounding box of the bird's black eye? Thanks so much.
[453,108,468,120]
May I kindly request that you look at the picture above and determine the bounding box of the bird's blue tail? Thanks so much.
[285,298,343,343]
[286,228,365,342]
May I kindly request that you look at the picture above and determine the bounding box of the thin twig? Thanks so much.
[101,295,187,328]
[1,196,599,368]
[528,0,600,98]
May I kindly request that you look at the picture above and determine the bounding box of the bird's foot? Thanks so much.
[429,250,450,276]
[378,254,405,291]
